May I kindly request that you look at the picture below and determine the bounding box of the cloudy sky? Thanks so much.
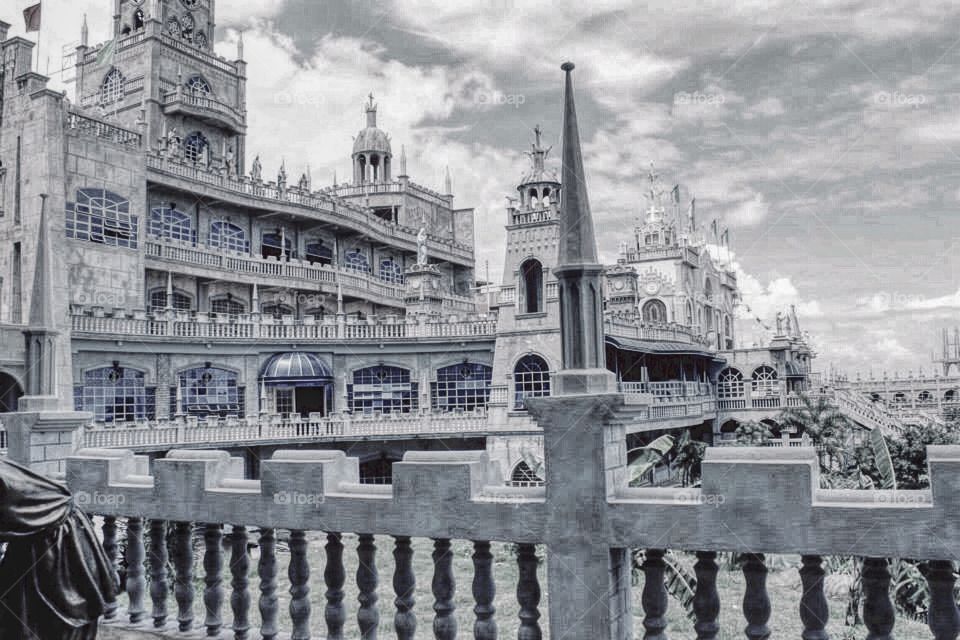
[10,0,960,376]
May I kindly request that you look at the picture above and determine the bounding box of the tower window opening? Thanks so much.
[99,68,125,107]
[520,259,543,314]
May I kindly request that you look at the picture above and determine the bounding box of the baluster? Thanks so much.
[149,520,169,628]
[174,521,195,632]
[516,544,542,640]
[258,528,279,640]
[357,533,380,639]
[203,524,224,636]
[231,525,251,640]
[472,540,497,640]
[640,549,668,640]
[289,529,310,640]
[741,553,771,640]
[324,533,347,639]
[799,555,829,640]
[862,558,894,640]
[392,536,416,639]
[101,516,120,620]
[927,560,960,640]
[126,517,147,624]
[432,538,457,640]
[692,551,719,639]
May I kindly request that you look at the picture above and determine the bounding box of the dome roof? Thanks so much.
[353,126,392,155]
[260,352,333,386]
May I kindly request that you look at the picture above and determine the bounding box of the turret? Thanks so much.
[352,94,392,184]
[516,124,560,211]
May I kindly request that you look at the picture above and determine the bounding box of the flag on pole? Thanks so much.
[23,3,42,32]
[95,38,117,68]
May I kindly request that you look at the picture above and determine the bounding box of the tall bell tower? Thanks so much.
[74,0,248,172]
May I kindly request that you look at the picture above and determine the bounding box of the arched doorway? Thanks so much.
[0,373,23,413]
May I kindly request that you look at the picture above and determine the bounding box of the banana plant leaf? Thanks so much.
[627,434,675,485]
[869,428,897,490]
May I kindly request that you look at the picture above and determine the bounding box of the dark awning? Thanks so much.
[260,352,333,386]
[605,336,722,360]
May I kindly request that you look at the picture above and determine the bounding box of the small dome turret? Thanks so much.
[352,94,392,183]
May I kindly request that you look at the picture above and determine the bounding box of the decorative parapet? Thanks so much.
[65,109,142,149]
[67,444,960,559]
[70,305,496,342]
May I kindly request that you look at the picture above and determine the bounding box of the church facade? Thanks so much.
[0,1,816,481]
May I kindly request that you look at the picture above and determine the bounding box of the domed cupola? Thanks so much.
[516,125,561,211]
[352,94,392,184]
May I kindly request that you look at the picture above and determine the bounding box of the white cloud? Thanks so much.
[742,96,785,119]
[725,193,770,226]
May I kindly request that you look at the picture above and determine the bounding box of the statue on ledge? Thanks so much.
[224,145,236,176]
[250,155,262,182]
[277,161,287,191]
[166,127,181,159]
[416,226,428,266]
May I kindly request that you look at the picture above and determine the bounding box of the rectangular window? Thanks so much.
[275,388,293,416]
[11,242,21,324]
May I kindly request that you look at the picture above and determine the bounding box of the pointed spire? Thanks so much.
[333,169,337,185]
[237,30,245,60]
[81,14,89,47]
[557,61,599,266]
[29,195,55,329]
[399,145,407,177]
[365,93,377,127]
[444,165,452,195]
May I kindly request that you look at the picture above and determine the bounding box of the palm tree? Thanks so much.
[778,392,853,472]
[673,431,707,486]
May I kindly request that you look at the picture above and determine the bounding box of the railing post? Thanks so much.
[126,517,147,624]
[472,540,497,639]
[742,553,771,640]
[203,523,225,636]
[693,551,720,639]
[174,522,195,632]
[258,528,279,640]
[393,536,416,640]
[357,533,380,639]
[516,543,542,640]
[526,392,632,640]
[799,555,828,640]
[325,532,347,639]
[289,529,310,640]
[231,525,251,640]
[862,558,894,640]
[432,538,457,640]
[927,559,960,640]
[101,516,120,621]
[640,549,669,639]
[148,520,169,628]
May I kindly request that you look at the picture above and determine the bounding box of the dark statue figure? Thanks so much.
[0,458,118,639]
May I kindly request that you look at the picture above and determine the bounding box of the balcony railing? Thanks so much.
[65,110,142,149]
[71,307,497,342]
[81,410,524,450]
[162,89,246,132]
[604,316,713,347]
[146,155,474,264]
[69,418,960,639]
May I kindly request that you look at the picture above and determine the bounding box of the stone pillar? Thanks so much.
[527,388,631,640]
[4,399,92,476]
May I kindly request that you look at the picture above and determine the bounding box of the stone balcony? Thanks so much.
[70,306,496,343]
[145,155,474,266]
[161,89,246,134]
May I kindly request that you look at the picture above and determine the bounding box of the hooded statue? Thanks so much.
[0,458,118,639]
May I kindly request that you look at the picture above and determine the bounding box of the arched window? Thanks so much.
[642,299,668,323]
[66,188,138,248]
[149,205,195,242]
[176,366,242,417]
[184,131,209,164]
[77,366,155,423]
[345,249,370,273]
[919,390,932,403]
[946,389,957,402]
[261,232,291,260]
[210,297,244,317]
[685,300,694,326]
[100,68,125,106]
[717,368,744,399]
[510,461,544,486]
[149,289,192,312]
[186,75,211,97]
[379,258,403,284]
[348,366,418,414]
[751,365,778,395]
[209,221,249,252]
[513,354,551,410]
[261,303,295,319]
[893,392,906,404]
[305,241,333,266]
[431,363,493,412]
[520,259,543,314]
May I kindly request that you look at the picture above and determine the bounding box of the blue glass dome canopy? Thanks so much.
[260,352,333,386]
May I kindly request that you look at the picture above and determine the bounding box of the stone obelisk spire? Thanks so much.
[553,62,613,393]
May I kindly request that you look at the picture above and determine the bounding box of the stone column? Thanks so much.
[527,386,630,640]
[4,400,93,476]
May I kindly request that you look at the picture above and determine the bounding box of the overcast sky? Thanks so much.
[11,0,960,376]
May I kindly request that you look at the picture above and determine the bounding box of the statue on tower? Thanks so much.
[250,155,262,182]
[416,225,428,266]
[225,145,236,177]
[166,127,181,160]
[277,162,287,190]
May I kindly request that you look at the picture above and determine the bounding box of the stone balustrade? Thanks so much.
[65,109,142,149]
[604,315,713,347]
[145,155,474,264]
[70,306,496,343]
[67,405,960,639]
[82,411,530,451]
